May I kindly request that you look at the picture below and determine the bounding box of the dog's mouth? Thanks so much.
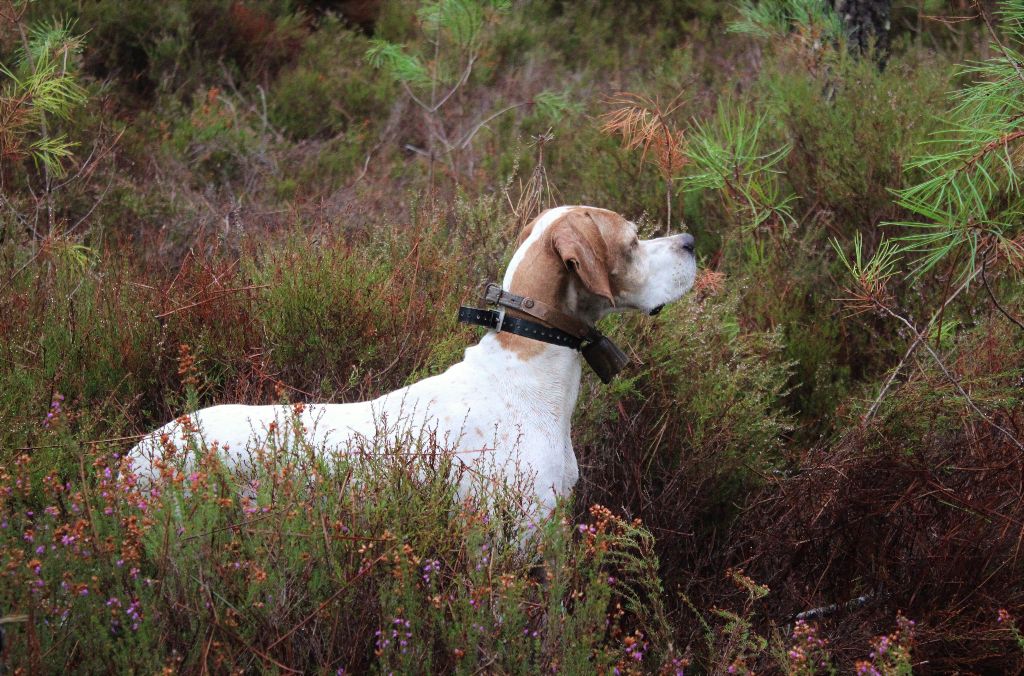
[648,304,665,316]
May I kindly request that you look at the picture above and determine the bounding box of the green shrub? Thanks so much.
[248,220,477,401]
[165,87,264,186]
[268,19,395,141]
[0,416,676,673]
[762,47,950,230]
[575,286,792,567]
[0,249,162,472]
[30,0,305,96]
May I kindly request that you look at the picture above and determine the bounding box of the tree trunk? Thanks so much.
[833,0,892,64]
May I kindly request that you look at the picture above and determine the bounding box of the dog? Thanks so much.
[130,206,696,515]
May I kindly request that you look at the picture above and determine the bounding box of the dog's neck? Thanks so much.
[475,206,611,419]
[469,276,600,423]
[467,332,583,423]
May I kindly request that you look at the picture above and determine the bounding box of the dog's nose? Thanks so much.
[678,232,695,254]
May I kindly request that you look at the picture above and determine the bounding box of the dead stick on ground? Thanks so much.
[155,284,269,318]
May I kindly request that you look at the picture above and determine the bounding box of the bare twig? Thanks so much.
[455,102,529,150]
[154,284,269,319]
[863,258,987,422]
[882,305,1024,451]
[975,1,1024,86]
[981,255,1024,332]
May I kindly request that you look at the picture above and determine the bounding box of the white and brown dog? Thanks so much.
[130,206,696,514]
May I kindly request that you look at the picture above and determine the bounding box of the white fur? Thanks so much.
[130,206,695,515]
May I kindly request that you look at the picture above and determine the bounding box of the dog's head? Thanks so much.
[503,206,696,323]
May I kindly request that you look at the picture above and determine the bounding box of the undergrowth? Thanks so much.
[3,0,1024,671]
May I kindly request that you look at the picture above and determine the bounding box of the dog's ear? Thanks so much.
[551,212,615,305]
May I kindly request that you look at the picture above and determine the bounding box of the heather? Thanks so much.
[1,0,1023,672]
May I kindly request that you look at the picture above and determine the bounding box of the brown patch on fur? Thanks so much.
[515,218,537,247]
[551,211,616,304]
[497,207,632,359]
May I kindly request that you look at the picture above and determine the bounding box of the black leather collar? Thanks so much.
[457,283,631,384]
[457,306,585,349]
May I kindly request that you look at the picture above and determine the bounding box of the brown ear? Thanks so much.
[550,212,615,305]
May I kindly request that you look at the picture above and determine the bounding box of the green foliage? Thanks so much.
[365,0,568,175]
[418,0,512,47]
[248,222,475,400]
[764,49,950,227]
[364,39,433,87]
[730,0,843,41]
[889,0,1024,278]
[0,419,675,672]
[0,19,86,177]
[683,100,796,232]
[0,250,161,470]
[577,288,793,540]
[365,0,511,90]
[831,232,901,315]
[268,19,396,141]
[166,88,261,184]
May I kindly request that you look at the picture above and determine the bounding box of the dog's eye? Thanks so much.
[631,238,639,250]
